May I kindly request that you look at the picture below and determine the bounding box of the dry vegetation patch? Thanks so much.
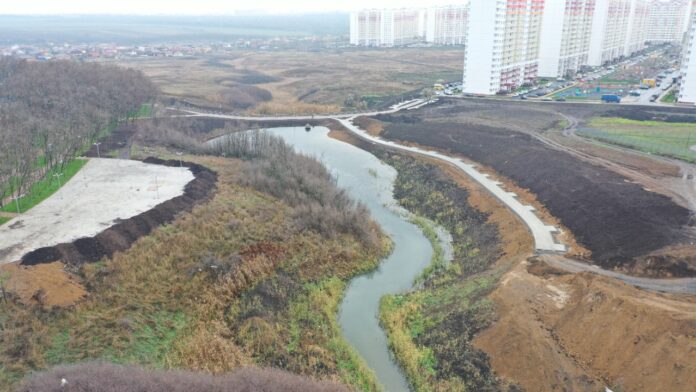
[116,48,463,114]
[17,362,350,392]
[0,142,386,391]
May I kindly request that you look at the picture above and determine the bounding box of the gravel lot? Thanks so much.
[0,158,193,264]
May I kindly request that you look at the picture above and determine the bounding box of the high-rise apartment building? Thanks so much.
[425,5,469,45]
[350,5,468,47]
[463,0,545,95]
[625,0,650,55]
[539,0,597,78]
[349,9,422,47]
[646,0,691,43]
[588,0,633,66]
[679,1,696,103]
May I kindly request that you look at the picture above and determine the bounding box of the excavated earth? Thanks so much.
[21,158,217,267]
[373,99,696,277]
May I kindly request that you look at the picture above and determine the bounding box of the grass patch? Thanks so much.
[134,103,153,118]
[661,90,677,103]
[0,217,11,226]
[583,117,696,163]
[1,159,88,214]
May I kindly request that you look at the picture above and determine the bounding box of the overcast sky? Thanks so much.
[0,0,464,15]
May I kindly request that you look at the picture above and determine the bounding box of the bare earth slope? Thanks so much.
[475,258,696,392]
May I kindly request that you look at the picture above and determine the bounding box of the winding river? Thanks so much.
[263,126,440,392]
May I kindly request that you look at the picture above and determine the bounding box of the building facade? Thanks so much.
[588,0,633,65]
[646,0,691,43]
[425,5,469,45]
[539,0,597,78]
[679,1,696,103]
[349,9,423,47]
[624,0,650,55]
[463,0,545,95]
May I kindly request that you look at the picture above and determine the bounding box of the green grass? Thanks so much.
[0,217,10,226]
[598,78,640,85]
[410,216,446,286]
[133,103,153,119]
[1,159,88,214]
[583,117,696,163]
[661,90,677,103]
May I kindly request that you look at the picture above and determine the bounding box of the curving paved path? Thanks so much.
[170,99,428,121]
[178,100,696,294]
[337,117,567,253]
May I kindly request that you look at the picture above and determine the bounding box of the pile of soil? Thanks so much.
[378,106,694,276]
[20,158,217,267]
[475,256,696,392]
[0,261,87,306]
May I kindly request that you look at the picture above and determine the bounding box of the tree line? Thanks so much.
[0,58,157,208]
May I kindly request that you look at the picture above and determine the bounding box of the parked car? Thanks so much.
[601,94,621,103]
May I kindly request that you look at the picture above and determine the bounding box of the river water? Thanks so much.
[263,126,437,392]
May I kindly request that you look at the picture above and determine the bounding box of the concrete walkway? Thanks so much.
[336,116,567,253]
[170,99,428,121]
[0,158,193,264]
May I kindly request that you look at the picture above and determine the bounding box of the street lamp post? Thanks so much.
[176,152,183,168]
[93,142,102,158]
[54,172,65,199]
[11,193,26,215]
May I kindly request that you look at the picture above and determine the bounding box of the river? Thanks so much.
[262,126,441,392]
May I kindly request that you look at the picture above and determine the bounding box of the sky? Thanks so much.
[0,0,463,15]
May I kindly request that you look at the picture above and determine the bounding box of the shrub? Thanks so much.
[209,131,381,249]
[16,362,350,392]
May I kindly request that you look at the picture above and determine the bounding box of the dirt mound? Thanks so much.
[380,117,694,276]
[21,158,217,267]
[475,258,696,392]
[16,362,350,392]
[0,262,86,306]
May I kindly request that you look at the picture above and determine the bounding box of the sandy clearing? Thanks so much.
[0,158,193,264]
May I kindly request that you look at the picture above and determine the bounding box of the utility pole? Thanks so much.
[11,193,26,215]
[176,152,183,168]
[54,172,65,199]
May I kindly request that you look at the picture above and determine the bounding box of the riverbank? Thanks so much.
[0,149,388,391]
[262,126,437,392]
[328,113,696,392]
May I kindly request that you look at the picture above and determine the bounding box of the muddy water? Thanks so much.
[264,126,435,392]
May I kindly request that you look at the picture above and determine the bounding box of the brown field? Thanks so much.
[370,99,696,277]
[114,48,463,114]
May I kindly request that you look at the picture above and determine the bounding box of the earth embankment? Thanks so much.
[21,158,217,267]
